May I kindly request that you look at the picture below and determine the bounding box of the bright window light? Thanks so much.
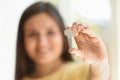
[72,0,111,20]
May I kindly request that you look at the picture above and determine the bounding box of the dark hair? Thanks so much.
[15,1,73,80]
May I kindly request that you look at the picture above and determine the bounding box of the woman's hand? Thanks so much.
[67,22,108,64]
[67,22,110,80]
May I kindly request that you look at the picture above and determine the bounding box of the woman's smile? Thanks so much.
[36,47,51,55]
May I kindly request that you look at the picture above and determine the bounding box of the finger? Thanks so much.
[72,22,78,27]
[77,23,89,33]
[77,22,89,28]
[81,29,98,38]
[72,22,78,31]
[66,26,72,30]
[77,23,83,31]
[72,22,84,31]
[77,22,83,27]
[81,24,89,29]
[81,29,102,43]
[71,22,79,37]
[68,48,84,60]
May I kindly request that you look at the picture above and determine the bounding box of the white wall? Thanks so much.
[0,0,34,80]
[117,0,120,79]
[110,0,120,79]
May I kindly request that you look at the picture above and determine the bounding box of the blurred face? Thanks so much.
[24,12,63,64]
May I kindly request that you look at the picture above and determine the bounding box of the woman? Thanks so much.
[15,1,109,80]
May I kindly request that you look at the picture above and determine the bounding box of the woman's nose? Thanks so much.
[37,36,48,47]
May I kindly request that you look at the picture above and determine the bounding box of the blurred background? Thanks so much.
[0,0,120,80]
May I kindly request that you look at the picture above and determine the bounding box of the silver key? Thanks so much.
[64,29,75,48]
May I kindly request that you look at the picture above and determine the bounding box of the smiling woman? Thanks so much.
[15,2,73,80]
[15,1,109,80]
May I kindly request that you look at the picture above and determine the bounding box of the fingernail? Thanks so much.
[78,23,82,27]
[72,22,77,26]
[70,51,75,54]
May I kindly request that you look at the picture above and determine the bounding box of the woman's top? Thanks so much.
[22,61,92,80]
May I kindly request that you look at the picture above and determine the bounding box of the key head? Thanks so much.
[64,29,75,39]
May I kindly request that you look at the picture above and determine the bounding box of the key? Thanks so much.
[64,29,75,48]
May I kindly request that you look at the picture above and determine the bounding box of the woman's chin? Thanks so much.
[34,57,54,65]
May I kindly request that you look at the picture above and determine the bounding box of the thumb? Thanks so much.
[68,48,84,59]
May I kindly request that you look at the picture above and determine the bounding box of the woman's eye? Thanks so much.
[47,31,55,36]
[29,32,38,37]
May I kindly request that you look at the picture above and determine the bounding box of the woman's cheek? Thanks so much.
[24,38,36,57]
[50,34,63,57]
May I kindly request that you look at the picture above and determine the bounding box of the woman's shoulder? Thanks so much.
[59,61,90,80]
[22,61,90,80]
[63,61,90,71]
